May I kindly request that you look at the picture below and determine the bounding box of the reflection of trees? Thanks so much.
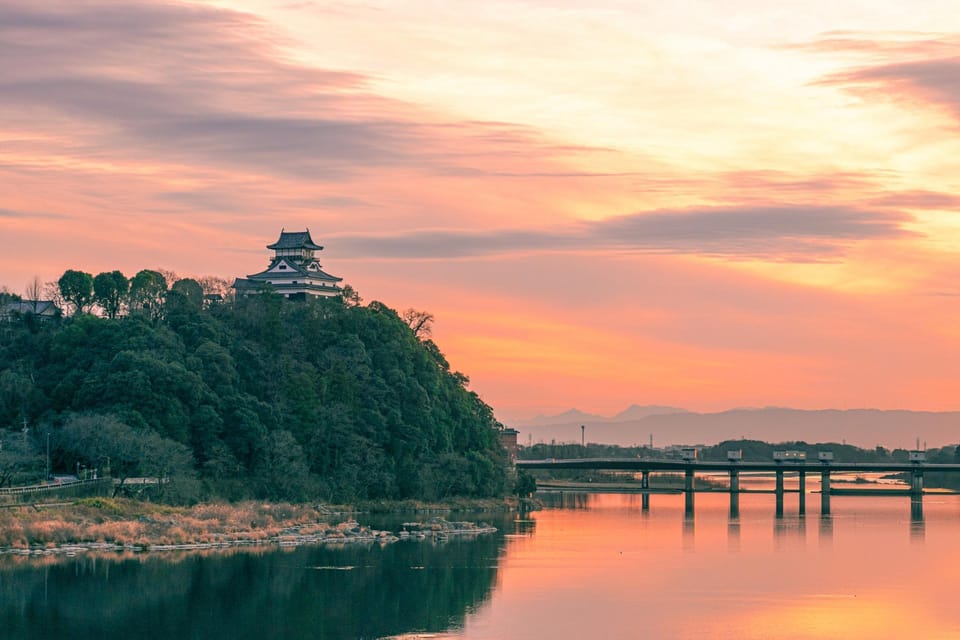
[0,530,510,640]
[539,491,592,510]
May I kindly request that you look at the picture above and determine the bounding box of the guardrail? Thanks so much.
[0,477,110,496]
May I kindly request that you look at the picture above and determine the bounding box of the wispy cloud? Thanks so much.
[0,1,579,180]
[807,33,960,124]
[333,204,916,261]
[787,30,960,60]
[867,190,960,209]
[0,207,64,220]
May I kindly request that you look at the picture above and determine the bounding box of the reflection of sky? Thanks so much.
[704,471,910,490]
[451,493,960,639]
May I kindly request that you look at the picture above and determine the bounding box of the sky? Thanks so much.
[3,0,960,423]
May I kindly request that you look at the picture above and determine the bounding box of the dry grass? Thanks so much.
[0,499,331,549]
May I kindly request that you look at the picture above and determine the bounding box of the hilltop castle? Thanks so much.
[232,229,343,300]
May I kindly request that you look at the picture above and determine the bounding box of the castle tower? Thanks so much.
[232,229,343,300]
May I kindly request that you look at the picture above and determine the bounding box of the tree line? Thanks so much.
[0,270,512,503]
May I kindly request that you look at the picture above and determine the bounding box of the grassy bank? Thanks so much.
[0,497,519,550]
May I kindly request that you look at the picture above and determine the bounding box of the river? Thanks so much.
[3,490,959,639]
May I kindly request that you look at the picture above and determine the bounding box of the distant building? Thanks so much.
[233,229,343,300]
[500,428,519,461]
[1,300,60,322]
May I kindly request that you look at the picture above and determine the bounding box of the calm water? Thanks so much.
[4,491,960,639]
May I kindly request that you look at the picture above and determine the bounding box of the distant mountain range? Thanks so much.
[521,404,689,427]
[511,406,960,449]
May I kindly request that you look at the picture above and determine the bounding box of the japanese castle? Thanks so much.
[233,229,343,299]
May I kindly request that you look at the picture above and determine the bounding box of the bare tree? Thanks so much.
[24,276,43,313]
[402,308,434,339]
[156,268,179,286]
[43,281,64,310]
[198,276,230,297]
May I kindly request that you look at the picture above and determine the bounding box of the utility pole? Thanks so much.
[581,424,585,448]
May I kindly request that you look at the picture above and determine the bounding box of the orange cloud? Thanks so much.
[4,2,960,432]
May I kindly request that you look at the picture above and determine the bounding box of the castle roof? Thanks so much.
[246,257,342,282]
[267,229,323,251]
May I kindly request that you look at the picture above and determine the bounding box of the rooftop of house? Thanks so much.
[1,300,58,315]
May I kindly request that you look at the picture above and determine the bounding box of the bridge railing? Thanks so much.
[0,478,111,497]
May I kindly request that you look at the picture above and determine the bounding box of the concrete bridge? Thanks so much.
[516,456,960,519]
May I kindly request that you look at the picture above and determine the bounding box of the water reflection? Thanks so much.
[910,518,925,544]
[0,513,519,640]
[911,495,924,522]
[490,492,959,640]
[773,515,807,552]
[5,493,958,640]
[538,492,591,510]
[727,517,741,552]
[818,514,833,548]
[511,515,538,536]
[682,514,695,552]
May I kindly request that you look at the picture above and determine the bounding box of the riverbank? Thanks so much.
[0,497,512,554]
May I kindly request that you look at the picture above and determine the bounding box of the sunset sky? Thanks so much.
[3,0,960,422]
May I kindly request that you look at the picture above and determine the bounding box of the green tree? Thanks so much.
[255,430,311,501]
[59,413,196,501]
[170,278,204,311]
[339,284,362,307]
[0,429,43,487]
[59,414,144,490]
[93,271,129,319]
[140,429,198,502]
[57,269,94,316]
[0,287,511,503]
[514,469,537,497]
[129,269,168,321]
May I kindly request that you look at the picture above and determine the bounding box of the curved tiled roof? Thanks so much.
[266,229,323,250]
[246,258,343,282]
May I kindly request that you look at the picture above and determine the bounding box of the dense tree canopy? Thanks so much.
[92,271,129,319]
[129,269,168,321]
[0,285,511,503]
[57,270,94,316]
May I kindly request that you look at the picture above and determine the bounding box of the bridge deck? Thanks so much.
[516,458,960,473]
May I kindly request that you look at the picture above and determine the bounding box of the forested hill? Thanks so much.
[0,290,510,502]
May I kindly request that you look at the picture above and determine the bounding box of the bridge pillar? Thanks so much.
[911,470,923,521]
[820,469,831,515]
[910,469,924,496]
[728,469,740,517]
[684,468,695,516]
[775,469,784,517]
[798,471,806,516]
[641,470,650,511]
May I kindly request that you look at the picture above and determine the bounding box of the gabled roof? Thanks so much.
[2,301,58,316]
[309,266,343,283]
[267,229,323,251]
